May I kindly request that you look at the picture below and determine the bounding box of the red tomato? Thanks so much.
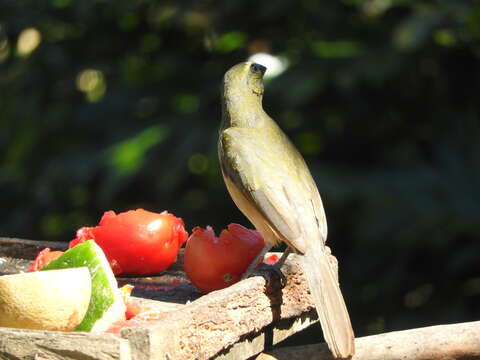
[69,226,95,248]
[69,209,188,275]
[184,224,265,293]
[28,248,64,272]
[106,310,166,334]
[125,301,143,320]
[263,254,279,265]
[106,318,147,335]
[108,297,165,334]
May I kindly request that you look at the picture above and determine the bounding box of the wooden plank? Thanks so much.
[214,310,318,360]
[129,296,185,312]
[0,237,66,259]
[0,238,65,274]
[117,271,200,305]
[256,321,480,360]
[0,328,132,360]
[121,254,320,360]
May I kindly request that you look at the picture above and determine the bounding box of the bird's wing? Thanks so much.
[220,127,354,358]
[220,127,326,253]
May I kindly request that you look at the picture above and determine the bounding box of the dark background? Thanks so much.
[1,0,479,339]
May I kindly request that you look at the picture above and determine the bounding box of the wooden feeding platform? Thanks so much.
[0,237,327,360]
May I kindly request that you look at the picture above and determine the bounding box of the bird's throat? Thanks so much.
[221,92,265,129]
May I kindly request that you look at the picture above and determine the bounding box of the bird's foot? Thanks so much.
[254,263,287,289]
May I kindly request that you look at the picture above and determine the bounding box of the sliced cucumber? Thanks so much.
[42,240,125,331]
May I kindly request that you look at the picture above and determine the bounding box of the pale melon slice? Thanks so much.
[42,240,125,332]
[0,267,91,331]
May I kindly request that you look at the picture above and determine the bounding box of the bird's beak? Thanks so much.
[251,63,267,76]
[256,64,267,76]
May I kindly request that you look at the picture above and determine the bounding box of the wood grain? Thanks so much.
[257,321,480,360]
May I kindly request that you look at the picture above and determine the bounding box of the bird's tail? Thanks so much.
[300,246,355,358]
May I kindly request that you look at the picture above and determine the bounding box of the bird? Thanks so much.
[218,61,355,358]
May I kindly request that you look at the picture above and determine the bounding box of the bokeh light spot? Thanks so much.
[17,28,42,57]
[76,69,107,102]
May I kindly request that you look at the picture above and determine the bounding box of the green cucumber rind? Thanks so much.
[41,240,115,331]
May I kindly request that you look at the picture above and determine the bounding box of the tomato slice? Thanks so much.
[184,224,265,293]
[28,248,64,272]
[69,209,188,275]
[263,254,279,265]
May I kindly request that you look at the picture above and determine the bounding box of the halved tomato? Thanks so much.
[184,224,265,293]
[69,209,188,275]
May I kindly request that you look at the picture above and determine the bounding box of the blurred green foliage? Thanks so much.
[1,0,479,338]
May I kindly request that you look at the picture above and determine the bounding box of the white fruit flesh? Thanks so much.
[0,267,91,331]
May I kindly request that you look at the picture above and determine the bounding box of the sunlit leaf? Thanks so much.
[215,31,246,53]
[108,124,170,175]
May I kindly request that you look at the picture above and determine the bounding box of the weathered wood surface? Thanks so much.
[0,327,132,360]
[0,238,66,259]
[0,238,67,275]
[117,270,200,305]
[0,237,323,360]
[256,320,480,360]
[214,311,318,360]
[121,255,318,360]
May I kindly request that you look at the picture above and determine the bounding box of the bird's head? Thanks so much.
[223,62,266,100]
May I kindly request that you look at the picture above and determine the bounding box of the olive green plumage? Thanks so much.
[218,62,355,358]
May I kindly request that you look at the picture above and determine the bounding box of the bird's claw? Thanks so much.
[254,263,287,289]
